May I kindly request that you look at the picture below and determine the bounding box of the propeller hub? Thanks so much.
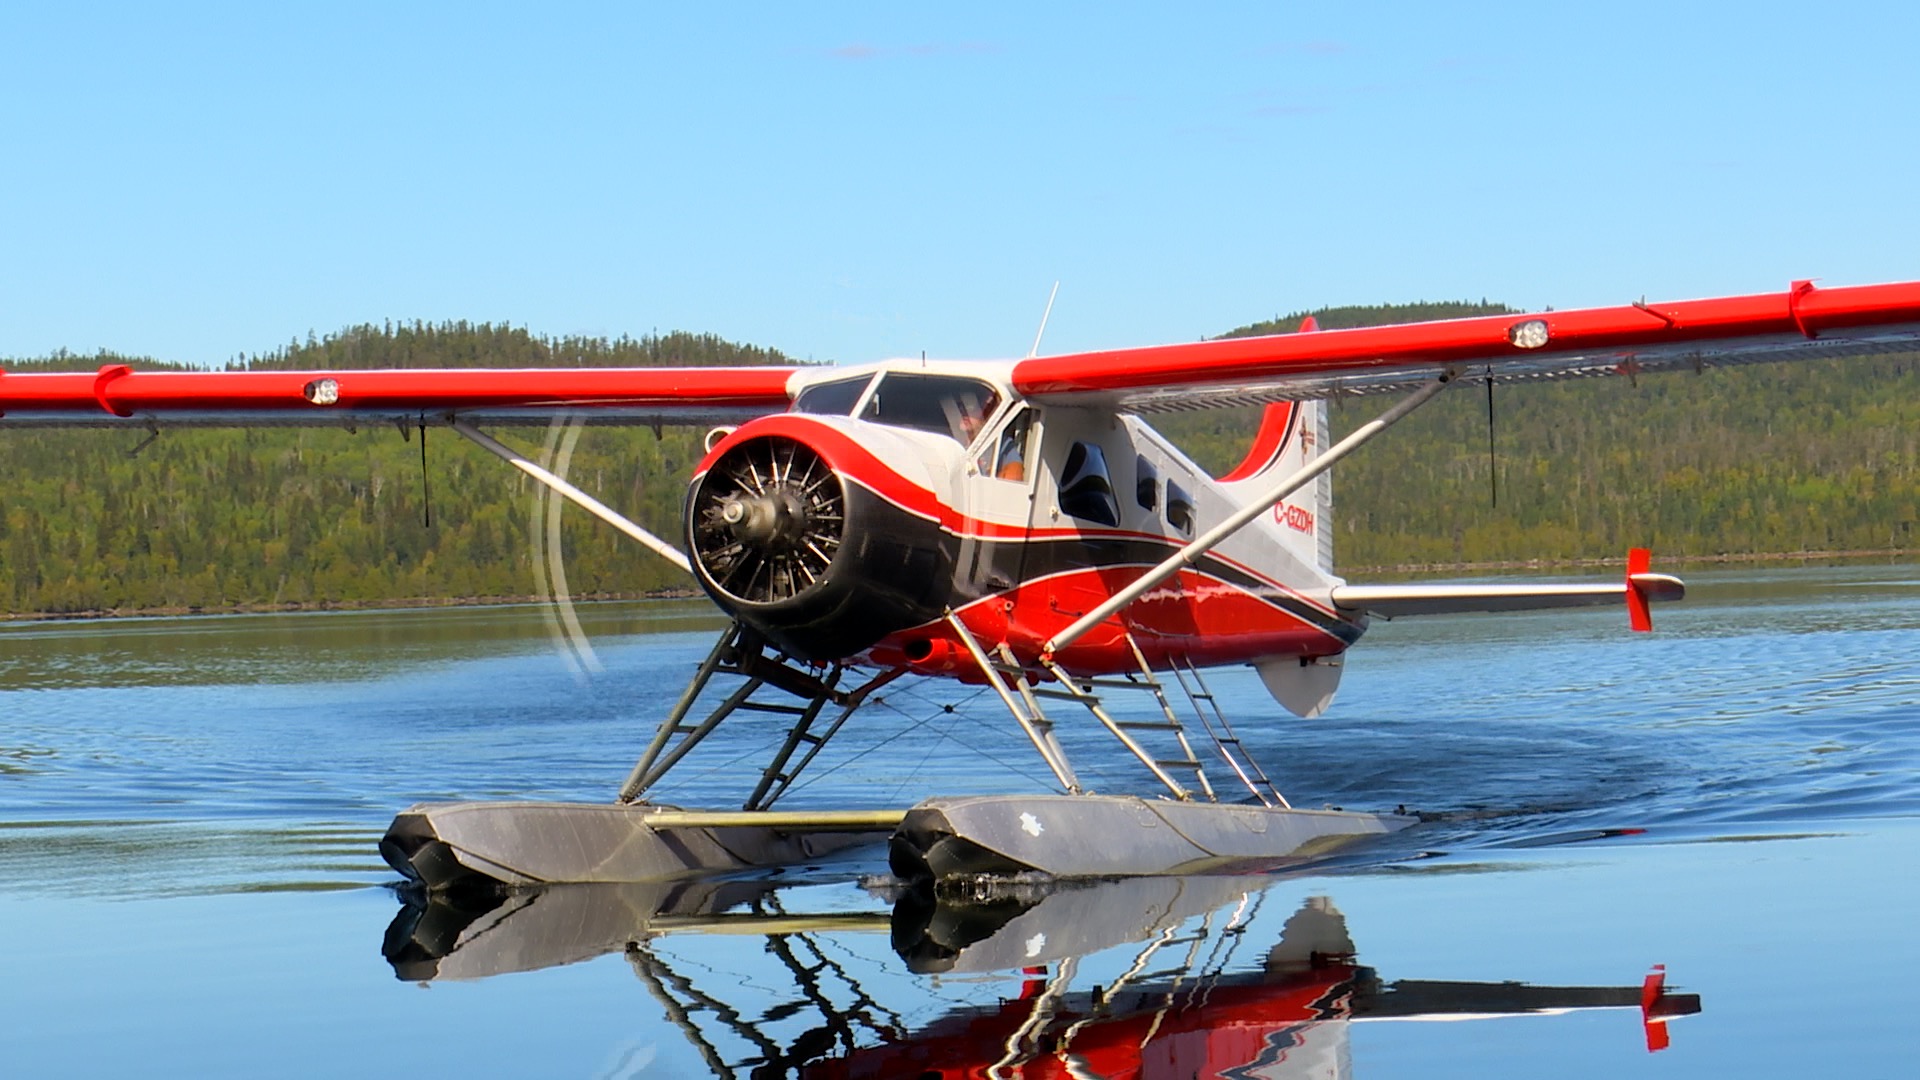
[720,490,810,552]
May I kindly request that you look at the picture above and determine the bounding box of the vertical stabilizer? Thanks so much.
[1219,397,1335,577]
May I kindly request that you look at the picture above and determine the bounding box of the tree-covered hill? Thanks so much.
[1,324,789,614]
[2,311,1914,616]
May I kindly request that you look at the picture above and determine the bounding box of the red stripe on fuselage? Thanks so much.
[702,414,1094,539]
[872,567,1358,677]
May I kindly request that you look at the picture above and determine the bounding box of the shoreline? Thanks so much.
[3,548,1911,622]
[0,588,705,623]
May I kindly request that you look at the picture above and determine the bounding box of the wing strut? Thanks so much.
[450,418,694,574]
[1043,370,1459,658]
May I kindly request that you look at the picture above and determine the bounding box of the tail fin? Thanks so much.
[1218,315,1333,574]
[1219,398,1334,575]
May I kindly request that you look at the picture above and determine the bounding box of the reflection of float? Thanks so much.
[386,876,1701,1077]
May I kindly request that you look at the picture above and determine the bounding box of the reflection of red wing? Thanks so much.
[0,366,796,427]
[1014,279,1920,411]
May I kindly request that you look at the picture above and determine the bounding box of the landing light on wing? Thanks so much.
[302,378,340,405]
[1507,318,1550,349]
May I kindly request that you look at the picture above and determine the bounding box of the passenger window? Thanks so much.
[1059,442,1120,527]
[1135,455,1158,511]
[1166,480,1194,535]
[793,376,870,416]
[859,373,1000,445]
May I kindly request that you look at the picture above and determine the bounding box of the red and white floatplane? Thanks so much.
[5,279,1918,889]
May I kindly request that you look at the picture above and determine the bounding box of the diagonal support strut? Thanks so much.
[450,417,693,573]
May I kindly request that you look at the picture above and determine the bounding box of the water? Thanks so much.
[2,565,1916,1077]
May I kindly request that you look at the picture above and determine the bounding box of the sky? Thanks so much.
[4,2,1919,367]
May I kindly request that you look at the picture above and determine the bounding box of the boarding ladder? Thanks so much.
[1036,637,1217,803]
[1166,654,1289,808]
[945,613,1282,805]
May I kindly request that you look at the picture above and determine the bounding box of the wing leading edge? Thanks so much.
[0,366,798,428]
[9,278,1917,425]
[1014,279,1920,412]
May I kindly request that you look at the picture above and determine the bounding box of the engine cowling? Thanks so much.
[686,427,958,662]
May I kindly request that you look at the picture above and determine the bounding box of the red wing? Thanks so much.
[1014,279,1920,411]
[0,366,797,427]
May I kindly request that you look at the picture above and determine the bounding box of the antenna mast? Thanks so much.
[1027,281,1061,359]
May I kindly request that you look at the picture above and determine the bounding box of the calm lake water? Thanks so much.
[2,564,1917,1077]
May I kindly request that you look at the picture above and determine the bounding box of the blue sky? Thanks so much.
[4,2,1917,366]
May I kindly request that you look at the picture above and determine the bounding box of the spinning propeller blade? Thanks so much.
[531,415,603,679]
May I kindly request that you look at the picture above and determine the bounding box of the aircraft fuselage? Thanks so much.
[685,359,1364,677]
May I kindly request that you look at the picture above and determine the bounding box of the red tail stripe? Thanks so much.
[1626,547,1654,632]
[1219,401,1298,483]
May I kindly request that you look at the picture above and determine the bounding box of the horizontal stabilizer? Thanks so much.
[1332,558,1684,629]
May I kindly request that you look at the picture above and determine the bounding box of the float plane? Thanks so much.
[4,279,1918,889]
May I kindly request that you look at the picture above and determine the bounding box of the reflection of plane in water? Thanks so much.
[386,876,1701,1077]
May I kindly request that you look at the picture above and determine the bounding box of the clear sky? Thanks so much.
[4,2,1917,366]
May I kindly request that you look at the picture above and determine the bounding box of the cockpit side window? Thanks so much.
[978,406,1032,481]
[859,373,1000,445]
[792,376,871,416]
[1059,441,1120,527]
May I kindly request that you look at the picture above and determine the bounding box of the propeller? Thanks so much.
[530,414,603,679]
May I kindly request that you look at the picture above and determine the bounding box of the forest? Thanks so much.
[1164,302,1920,569]
[1,312,1914,615]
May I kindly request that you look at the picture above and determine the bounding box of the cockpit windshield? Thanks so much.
[792,375,871,416]
[858,373,1000,445]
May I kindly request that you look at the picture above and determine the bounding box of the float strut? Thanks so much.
[617,624,745,803]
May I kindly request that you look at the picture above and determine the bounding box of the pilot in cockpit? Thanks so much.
[940,387,995,446]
